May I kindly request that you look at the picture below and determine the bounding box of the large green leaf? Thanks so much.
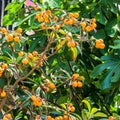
[105,19,118,37]
[91,55,120,89]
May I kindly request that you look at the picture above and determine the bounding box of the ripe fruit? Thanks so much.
[0,89,6,98]
[72,73,79,80]
[45,10,51,15]
[27,53,33,59]
[65,36,71,42]
[85,26,92,32]
[22,58,28,65]
[32,51,38,56]
[80,22,86,29]
[72,81,78,87]
[0,67,3,77]
[95,39,105,49]
[31,95,36,101]
[1,27,7,33]
[77,81,83,88]
[68,13,74,17]
[70,106,75,112]
[47,116,52,120]
[18,51,24,57]
[47,83,56,89]
[73,12,79,18]
[16,28,22,34]
[54,25,59,30]
[2,63,8,69]
[14,36,20,42]
[34,6,39,10]
[43,14,50,23]
[5,114,12,119]
[108,116,114,120]
[91,18,96,23]
[67,41,76,47]
[31,95,42,107]
[6,34,13,42]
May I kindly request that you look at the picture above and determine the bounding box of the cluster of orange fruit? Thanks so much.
[46,115,72,120]
[31,95,42,106]
[63,12,79,25]
[71,73,85,88]
[65,34,78,48]
[35,10,51,23]
[41,80,56,92]
[95,39,105,49]
[19,51,45,67]
[0,27,22,42]
[80,18,97,32]
[68,103,75,112]
[0,89,6,98]
[2,114,12,120]
[0,63,8,77]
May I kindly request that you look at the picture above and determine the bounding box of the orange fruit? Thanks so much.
[32,51,38,56]
[43,14,50,23]
[41,23,47,29]
[18,51,24,57]
[2,117,8,120]
[6,114,12,119]
[77,81,83,88]
[45,10,51,15]
[0,89,6,98]
[14,36,20,42]
[34,6,39,10]
[2,63,8,69]
[80,22,86,28]
[99,43,105,49]
[22,58,28,65]
[48,83,56,89]
[47,116,52,120]
[72,73,79,80]
[7,34,13,42]
[67,41,76,47]
[38,17,44,22]
[16,28,22,34]
[1,27,7,33]
[72,81,78,87]
[68,13,74,17]
[70,106,75,112]
[27,53,33,59]
[108,116,114,120]
[31,95,37,101]
[53,16,58,22]
[85,26,92,32]
[54,25,59,30]
[36,115,41,120]
[73,12,79,18]
[65,36,71,42]
[91,18,96,23]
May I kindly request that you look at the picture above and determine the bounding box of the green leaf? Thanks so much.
[13,11,39,27]
[90,108,99,114]
[93,112,107,118]
[71,47,78,61]
[82,110,88,120]
[82,100,91,112]
[109,40,120,49]
[0,77,5,88]
[105,19,118,37]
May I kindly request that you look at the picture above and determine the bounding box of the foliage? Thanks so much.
[0,0,120,120]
